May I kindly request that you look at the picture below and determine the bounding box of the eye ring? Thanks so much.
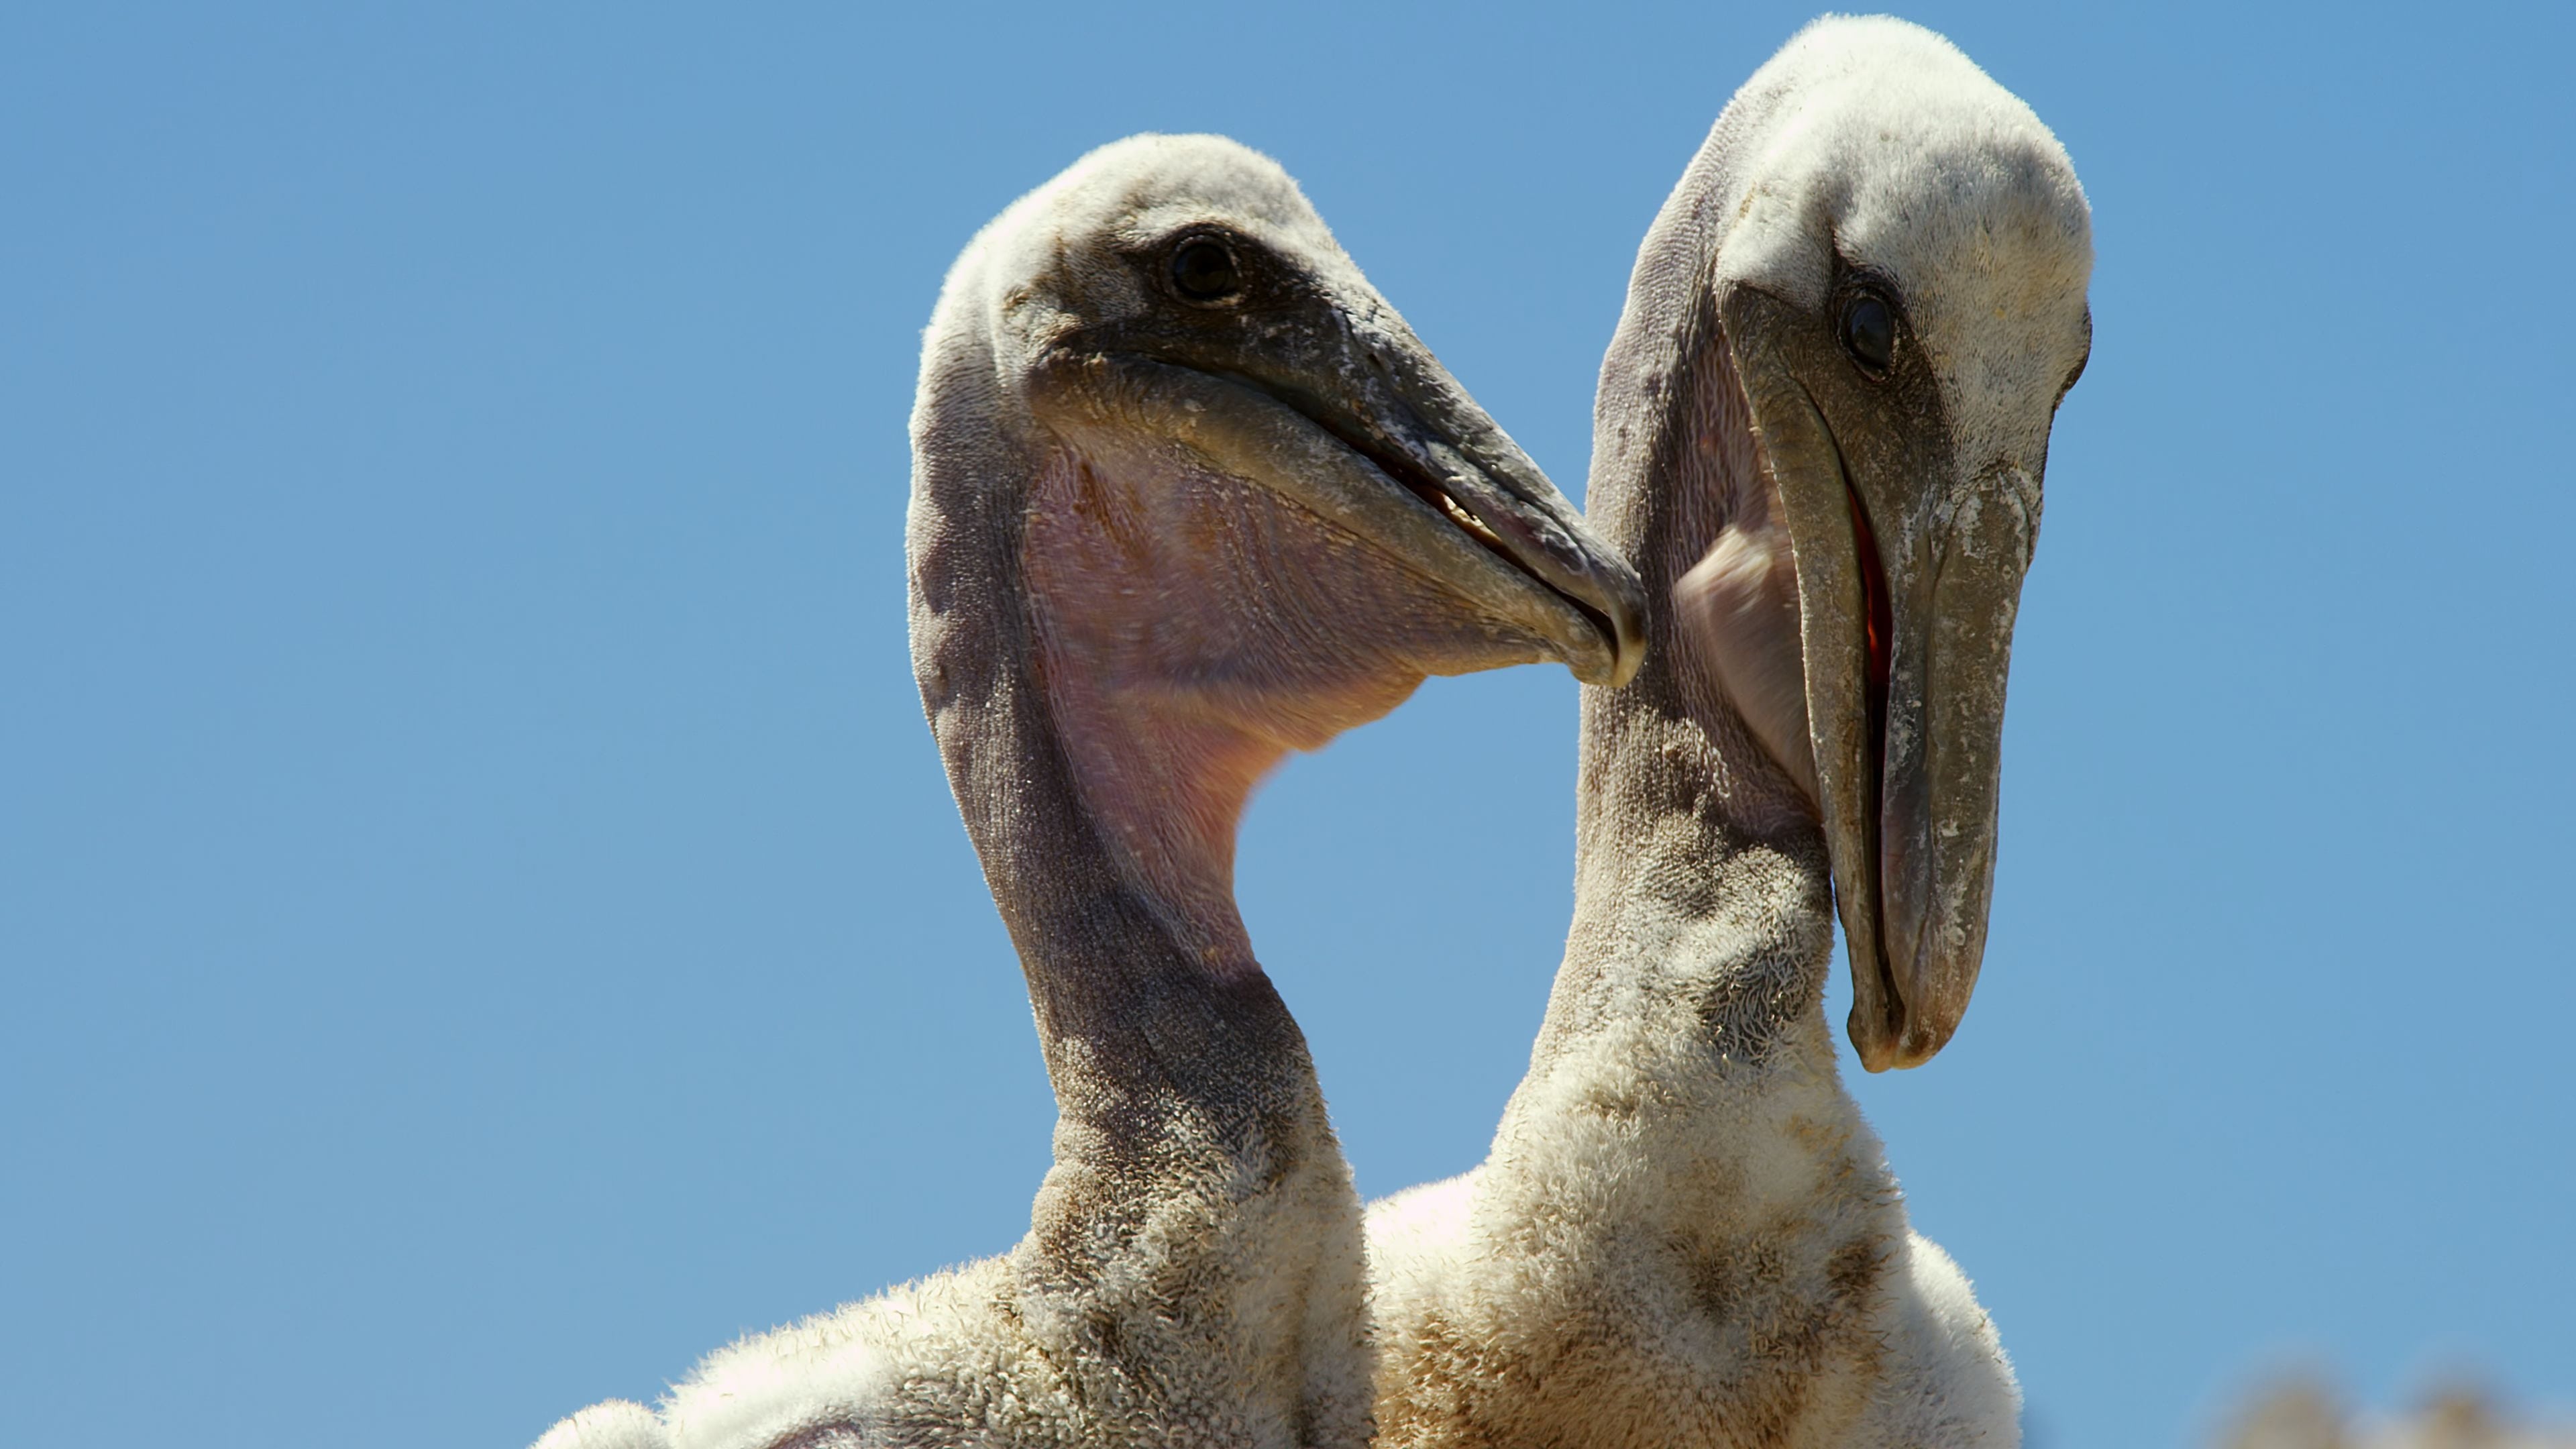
[1169,237,1242,304]
[1839,290,1897,377]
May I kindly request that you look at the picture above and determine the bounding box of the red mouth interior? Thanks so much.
[1847,485,1901,1043]
[1848,489,1892,701]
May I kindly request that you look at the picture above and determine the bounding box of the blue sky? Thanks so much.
[3,4,2568,1446]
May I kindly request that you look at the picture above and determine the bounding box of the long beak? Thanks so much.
[1725,298,2031,1071]
[1031,346,1648,687]
[1340,314,1652,688]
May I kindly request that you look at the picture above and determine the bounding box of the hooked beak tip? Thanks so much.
[1597,586,1651,688]
[1850,926,1977,1072]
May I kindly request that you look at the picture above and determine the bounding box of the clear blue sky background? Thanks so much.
[4,5,2568,1446]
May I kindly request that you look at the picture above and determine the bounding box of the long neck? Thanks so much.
[916,543,1325,1187]
[922,568,1369,1443]
[985,659,1318,1142]
[908,336,1323,1146]
[905,321,1370,1449]
[1523,331,1840,1090]
[1532,684,1837,1077]
[1478,325,1902,1375]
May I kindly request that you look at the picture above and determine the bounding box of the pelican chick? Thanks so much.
[533,133,1646,1449]
[1365,19,2094,1448]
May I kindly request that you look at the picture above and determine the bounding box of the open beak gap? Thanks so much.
[1847,484,1901,1045]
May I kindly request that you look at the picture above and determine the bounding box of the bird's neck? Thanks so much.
[905,360,1370,1444]
[1529,669,1843,1084]
[1477,647,1903,1361]
[1526,331,1842,1084]
[945,627,1322,1151]
[916,602,1371,1448]
[1505,323,1876,1183]
[908,431,1315,1126]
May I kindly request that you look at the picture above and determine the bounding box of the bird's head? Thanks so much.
[953,135,1645,712]
[1642,19,2094,1069]
[914,136,1646,916]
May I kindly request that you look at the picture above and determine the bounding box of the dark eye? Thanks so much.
[1840,292,1895,376]
[1171,239,1240,303]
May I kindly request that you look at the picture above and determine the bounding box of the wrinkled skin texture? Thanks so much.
[1366,17,2092,1449]
[530,134,1642,1449]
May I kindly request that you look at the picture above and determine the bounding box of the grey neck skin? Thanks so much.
[1525,334,1842,1089]
[909,325,1362,1442]
[911,314,1325,1139]
[957,631,1322,1198]
[913,443,1337,1224]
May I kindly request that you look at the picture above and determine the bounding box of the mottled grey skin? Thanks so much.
[1367,19,2092,1449]
[531,134,1642,1449]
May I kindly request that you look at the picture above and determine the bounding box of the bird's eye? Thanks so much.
[1171,239,1241,303]
[1840,292,1896,376]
